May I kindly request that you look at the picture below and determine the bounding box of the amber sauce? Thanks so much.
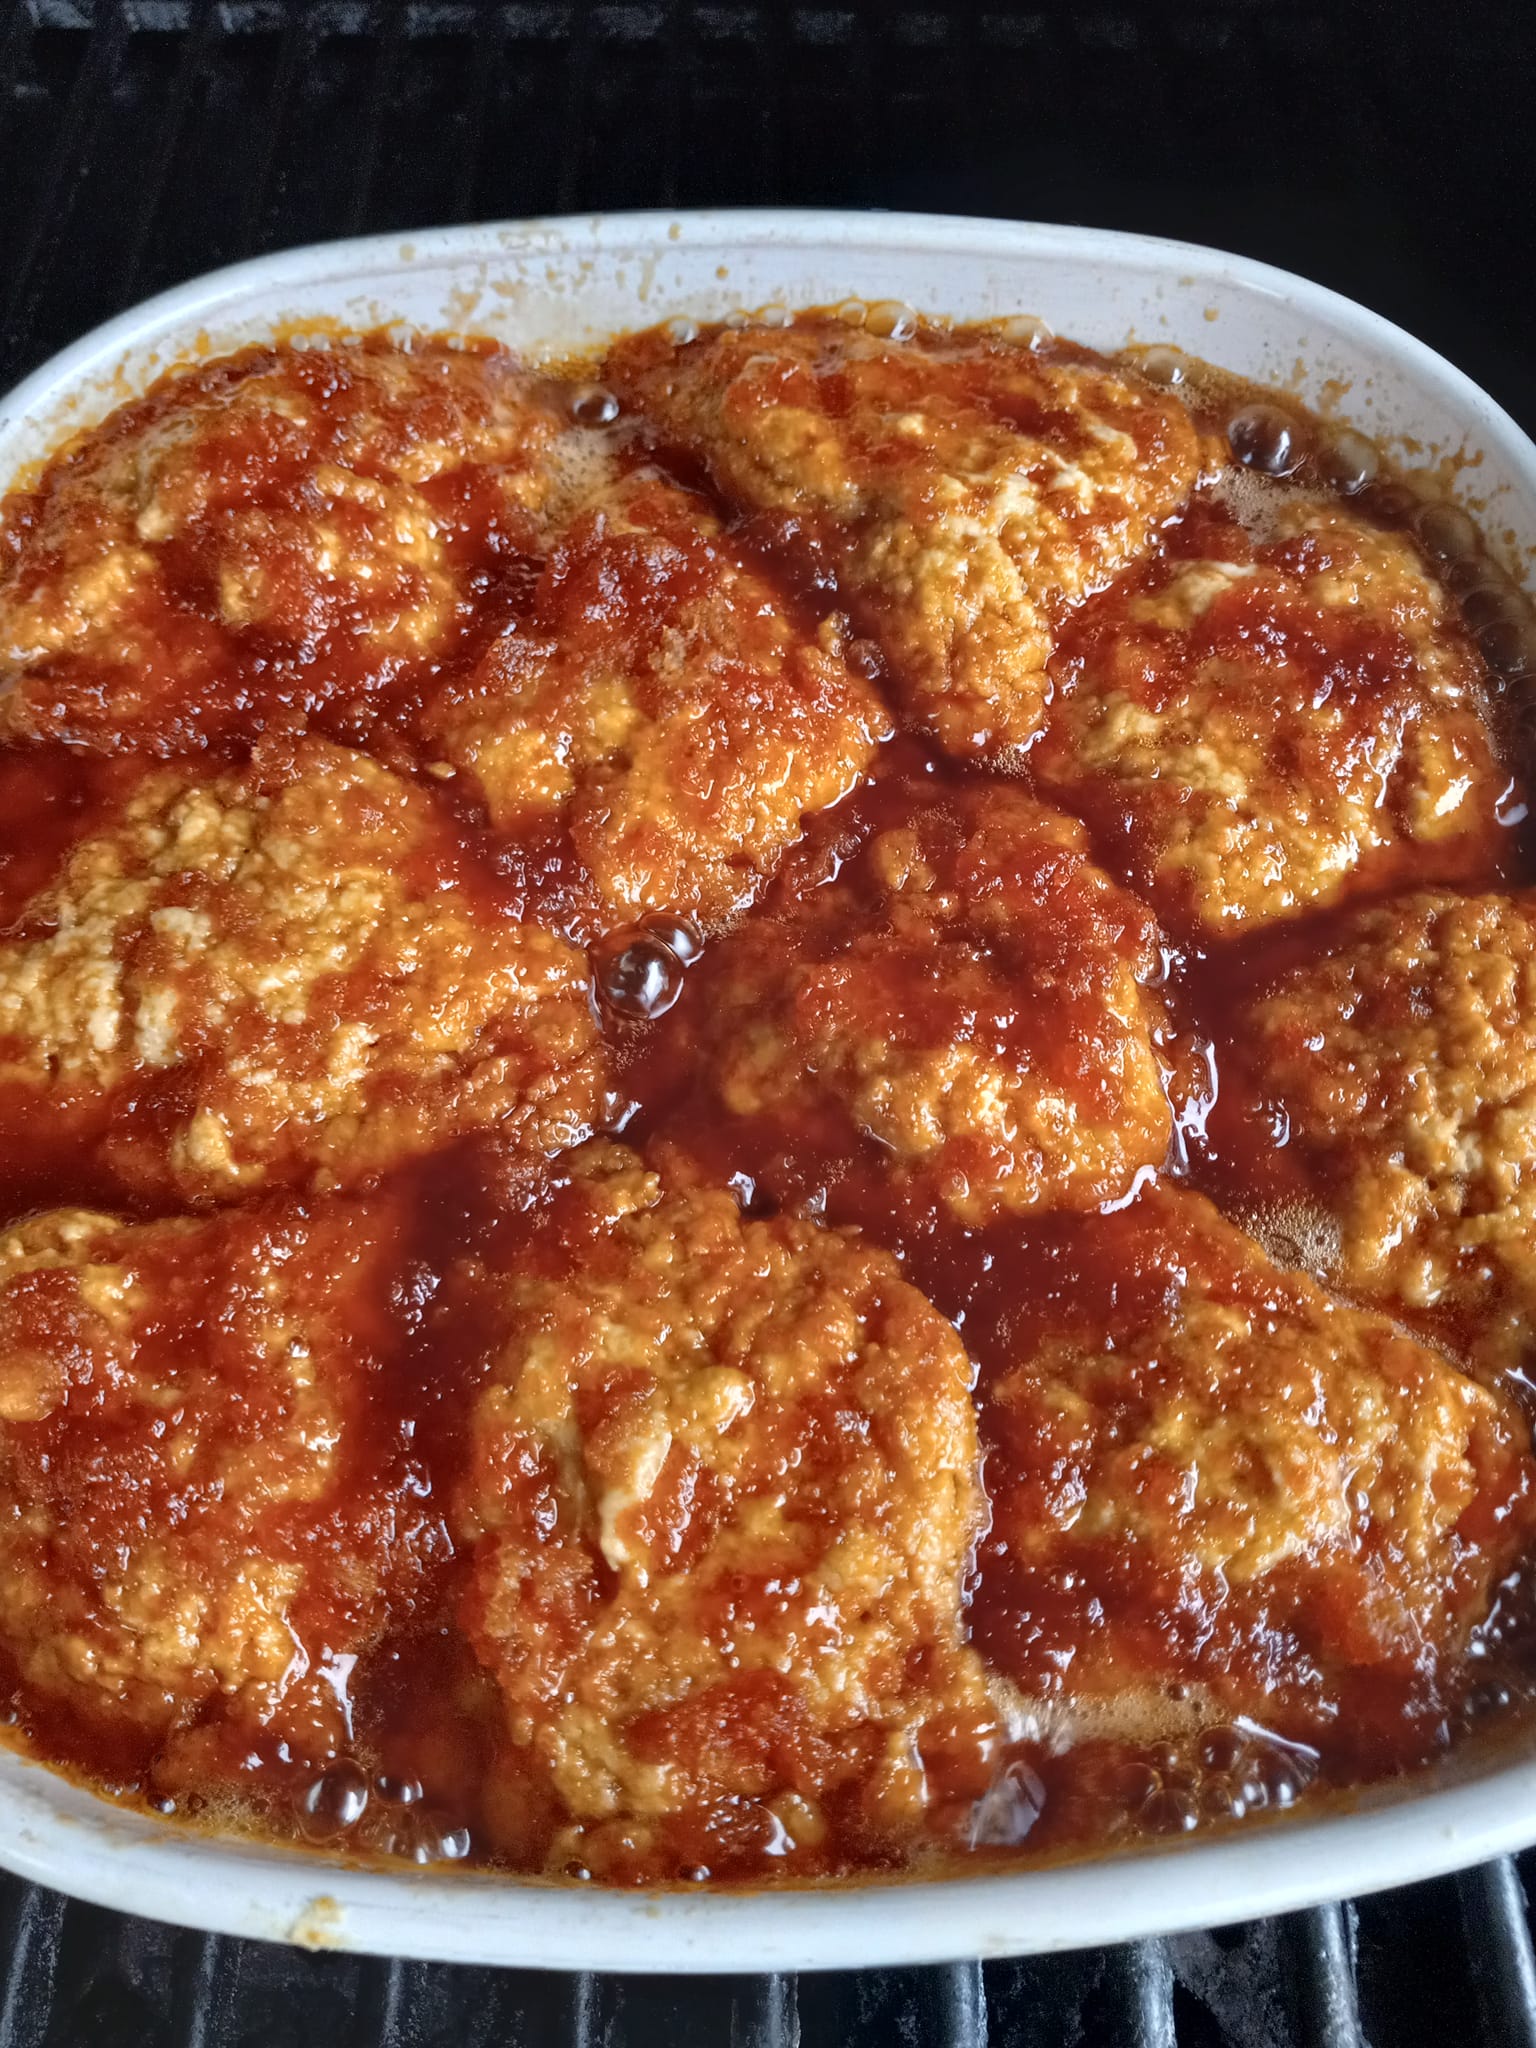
[586,339,1536,1866]
[0,321,1535,1883]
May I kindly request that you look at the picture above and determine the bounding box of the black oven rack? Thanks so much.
[0,1859,1534,2044]
[2,0,1535,433]
[2,1,1536,2040]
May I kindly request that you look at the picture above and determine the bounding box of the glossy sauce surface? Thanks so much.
[0,318,1533,1886]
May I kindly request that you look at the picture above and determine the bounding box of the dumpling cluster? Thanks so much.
[0,311,1528,1885]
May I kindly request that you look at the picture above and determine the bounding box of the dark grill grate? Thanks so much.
[1,1,1536,2040]
[2,0,1536,428]
[0,1868,1532,2043]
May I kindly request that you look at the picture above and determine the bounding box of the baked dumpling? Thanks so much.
[0,734,607,1202]
[608,316,1198,757]
[456,1144,997,1880]
[1035,500,1510,935]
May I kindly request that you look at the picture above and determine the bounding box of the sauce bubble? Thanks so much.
[1414,498,1481,566]
[997,314,1053,350]
[568,383,621,427]
[866,301,918,342]
[595,931,687,1020]
[1318,427,1379,495]
[297,1761,370,1841]
[639,912,704,964]
[1143,1787,1199,1834]
[1137,346,1188,387]
[374,1773,423,1807]
[1228,405,1303,478]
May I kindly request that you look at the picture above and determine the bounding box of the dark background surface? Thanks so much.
[4,0,1536,436]
[2,1,1536,2042]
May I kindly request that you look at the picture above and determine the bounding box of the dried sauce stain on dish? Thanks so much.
[0,313,1534,1887]
[606,314,1199,758]
[0,732,607,1206]
[452,1142,999,1881]
[415,466,890,936]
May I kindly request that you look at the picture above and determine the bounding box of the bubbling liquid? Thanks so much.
[637,910,704,964]
[568,381,622,427]
[296,1762,370,1842]
[1228,403,1304,477]
[0,307,1531,1891]
[864,300,919,341]
[593,927,690,1019]
[1318,426,1380,495]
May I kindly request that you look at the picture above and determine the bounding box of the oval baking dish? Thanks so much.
[0,211,1534,1971]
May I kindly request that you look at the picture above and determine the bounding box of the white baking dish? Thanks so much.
[0,210,1533,1972]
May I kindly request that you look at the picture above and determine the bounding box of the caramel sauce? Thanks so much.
[0,315,1533,1886]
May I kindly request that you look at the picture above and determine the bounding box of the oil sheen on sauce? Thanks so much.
[0,316,1532,1889]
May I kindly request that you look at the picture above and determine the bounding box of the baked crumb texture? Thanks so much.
[0,320,1528,1882]
[0,339,566,752]
[0,1194,433,1754]
[1034,498,1507,934]
[0,733,606,1201]
[689,779,1171,1223]
[456,1143,994,1880]
[976,1187,1533,1765]
[607,317,1200,757]
[416,469,891,934]
[1236,889,1536,1386]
